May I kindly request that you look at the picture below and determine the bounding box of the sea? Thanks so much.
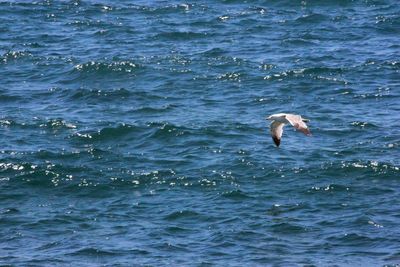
[1,1,399,266]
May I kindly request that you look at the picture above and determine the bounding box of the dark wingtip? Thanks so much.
[272,136,280,147]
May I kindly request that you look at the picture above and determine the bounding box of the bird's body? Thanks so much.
[267,113,311,147]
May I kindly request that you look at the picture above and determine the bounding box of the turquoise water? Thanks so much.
[1,1,400,266]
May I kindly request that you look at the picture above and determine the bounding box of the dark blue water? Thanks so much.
[1,1,400,266]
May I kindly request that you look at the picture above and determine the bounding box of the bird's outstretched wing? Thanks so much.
[270,121,285,147]
[285,114,311,136]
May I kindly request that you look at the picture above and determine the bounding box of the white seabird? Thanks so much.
[266,113,311,147]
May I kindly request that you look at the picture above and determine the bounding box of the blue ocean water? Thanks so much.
[1,0,400,265]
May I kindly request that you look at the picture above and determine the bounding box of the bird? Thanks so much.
[266,113,311,147]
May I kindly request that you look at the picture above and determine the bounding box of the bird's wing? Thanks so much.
[285,114,311,136]
[270,121,285,147]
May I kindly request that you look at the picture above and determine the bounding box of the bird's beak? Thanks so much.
[302,118,310,122]
[266,116,272,120]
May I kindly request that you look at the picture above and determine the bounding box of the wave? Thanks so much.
[39,118,77,130]
[0,90,22,102]
[263,66,345,81]
[361,59,400,70]
[2,155,398,191]
[154,31,211,40]
[197,48,226,57]
[217,72,242,81]
[326,232,383,244]
[350,121,378,129]
[0,118,18,127]
[282,38,319,46]
[71,123,142,141]
[1,151,187,188]
[69,87,131,100]
[70,122,197,143]
[270,222,306,234]
[319,160,400,179]
[73,60,141,74]
[0,117,77,131]
[147,121,183,134]
[133,3,194,14]
[295,13,330,23]
[41,87,172,105]
[262,58,400,82]
[308,183,350,193]
[67,248,119,257]
[0,50,32,64]
[131,105,176,114]
[164,210,201,221]
[220,189,253,200]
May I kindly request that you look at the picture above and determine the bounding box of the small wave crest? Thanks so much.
[0,117,76,131]
[69,87,131,101]
[72,123,141,141]
[155,31,210,41]
[295,13,329,23]
[0,50,32,64]
[39,118,77,130]
[350,121,378,129]
[73,60,141,74]
[220,189,253,200]
[320,160,399,178]
[263,66,345,81]
[164,210,201,221]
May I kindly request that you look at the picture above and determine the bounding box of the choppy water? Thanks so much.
[1,1,400,266]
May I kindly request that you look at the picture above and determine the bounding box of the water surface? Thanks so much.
[1,0,400,266]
